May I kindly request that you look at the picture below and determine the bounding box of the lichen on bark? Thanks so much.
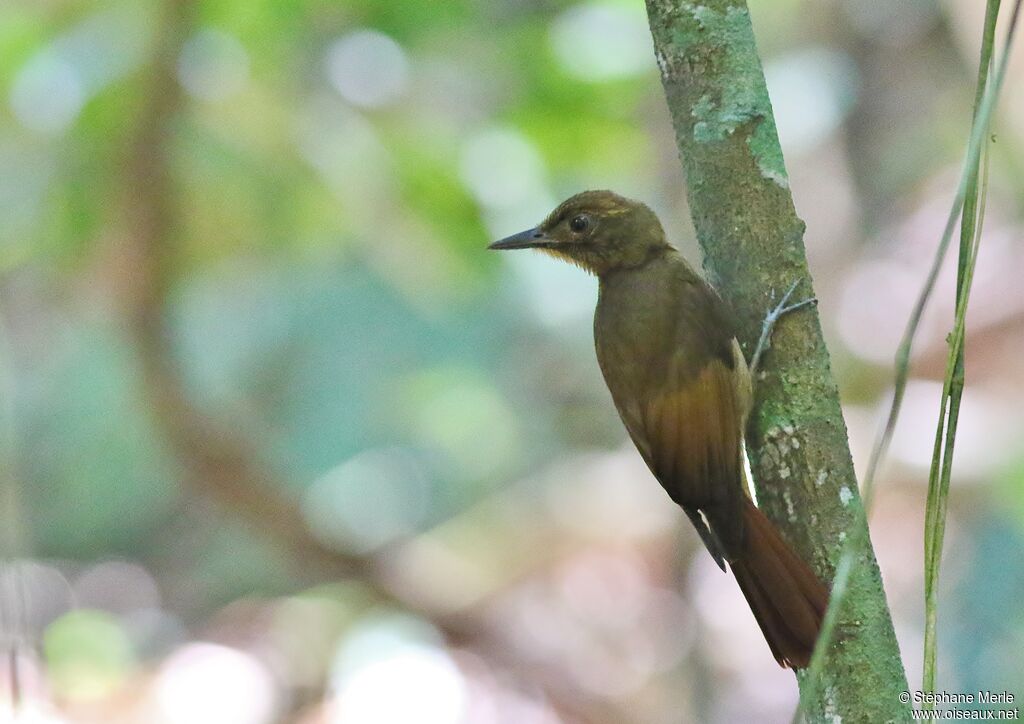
[663,3,788,186]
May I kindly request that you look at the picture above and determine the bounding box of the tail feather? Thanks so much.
[729,500,829,668]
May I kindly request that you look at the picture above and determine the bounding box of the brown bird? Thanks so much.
[490,190,828,668]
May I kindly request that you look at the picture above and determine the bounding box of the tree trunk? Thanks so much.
[644,1,911,721]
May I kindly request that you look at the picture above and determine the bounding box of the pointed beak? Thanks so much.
[488,227,550,250]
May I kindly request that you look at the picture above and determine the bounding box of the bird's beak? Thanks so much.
[488,227,550,250]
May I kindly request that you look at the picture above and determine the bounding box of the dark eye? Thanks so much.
[569,214,590,233]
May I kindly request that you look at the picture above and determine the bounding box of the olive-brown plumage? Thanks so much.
[490,190,829,668]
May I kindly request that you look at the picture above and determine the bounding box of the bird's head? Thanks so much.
[488,190,672,276]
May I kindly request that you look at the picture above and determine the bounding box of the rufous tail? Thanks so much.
[729,499,830,668]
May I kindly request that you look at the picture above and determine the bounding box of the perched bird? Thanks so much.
[490,190,828,668]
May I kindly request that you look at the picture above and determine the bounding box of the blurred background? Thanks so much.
[1,0,1023,722]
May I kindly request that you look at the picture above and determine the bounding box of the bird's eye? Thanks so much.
[569,214,590,233]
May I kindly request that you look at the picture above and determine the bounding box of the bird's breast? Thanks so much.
[594,270,675,405]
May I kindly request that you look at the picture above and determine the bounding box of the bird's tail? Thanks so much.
[729,499,829,668]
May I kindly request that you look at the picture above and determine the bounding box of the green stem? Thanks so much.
[923,113,995,704]
[861,0,1020,511]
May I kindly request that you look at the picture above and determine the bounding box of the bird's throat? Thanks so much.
[537,246,599,275]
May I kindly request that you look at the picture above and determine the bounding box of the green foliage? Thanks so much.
[0,0,666,562]
[24,325,179,556]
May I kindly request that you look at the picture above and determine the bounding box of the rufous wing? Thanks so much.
[639,345,750,556]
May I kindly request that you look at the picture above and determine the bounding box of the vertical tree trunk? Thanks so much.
[644,1,911,720]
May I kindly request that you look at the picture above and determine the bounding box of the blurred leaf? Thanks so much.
[44,609,135,699]
[25,325,178,556]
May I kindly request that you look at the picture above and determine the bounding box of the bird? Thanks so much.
[489,189,829,668]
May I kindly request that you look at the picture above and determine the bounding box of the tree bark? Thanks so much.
[644,1,911,721]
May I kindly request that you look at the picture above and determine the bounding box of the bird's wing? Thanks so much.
[638,283,752,559]
[642,353,746,506]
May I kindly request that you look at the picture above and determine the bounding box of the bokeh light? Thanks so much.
[154,643,277,724]
[43,610,134,701]
[327,30,410,109]
[549,3,655,82]
[178,28,251,102]
[329,615,465,724]
[302,448,431,553]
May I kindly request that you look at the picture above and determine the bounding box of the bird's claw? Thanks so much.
[767,280,816,323]
[749,280,816,378]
